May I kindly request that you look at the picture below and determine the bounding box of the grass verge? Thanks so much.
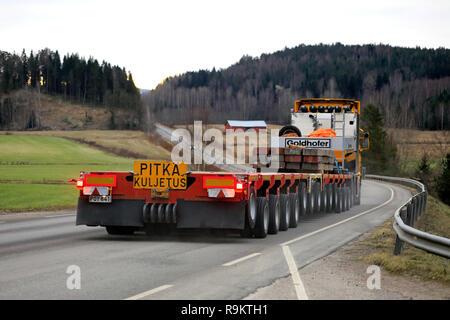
[356,195,450,283]
[0,183,77,212]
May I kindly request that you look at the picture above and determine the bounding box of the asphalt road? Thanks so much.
[0,180,412,300]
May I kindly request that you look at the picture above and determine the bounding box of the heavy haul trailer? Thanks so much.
[75,170,354,238]
[74,98,367,238]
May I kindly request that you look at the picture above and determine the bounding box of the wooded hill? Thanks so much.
[143,43,450,130]
[0,48,141,130]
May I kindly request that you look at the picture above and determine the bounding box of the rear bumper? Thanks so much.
[76,197,246,230]
[76,198,145,227]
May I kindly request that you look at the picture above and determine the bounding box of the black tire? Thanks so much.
[247,186,257,229]
[334,187,342,214]
[289,193,299,228]
[165,204,173,223]
[299,182,307,216]
[348,186,352,209]
[340,187,346,212]
[325,184,333,213]
[341,186,346,212]
[253,197,269,238]
[319,184,326,212]
[279,125,301,137]
[313,181,320,214]
[349,183,354,208]
[323,184,331,212]
[158,204,166,223]
[172,203,177,223]
[307,184,314,215]
[344,187,350,211]
[268,194,280,234]
[150,203,158,223]
[342,187,347,211]
[105,226,136,235]
[331,183,337,211]
[240,222,253,238]
[142,203,151,223]
[279,194,291,231]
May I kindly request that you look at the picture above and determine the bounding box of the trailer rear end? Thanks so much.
[74,168,355,238]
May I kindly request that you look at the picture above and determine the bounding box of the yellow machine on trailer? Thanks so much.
[277,98,369,205]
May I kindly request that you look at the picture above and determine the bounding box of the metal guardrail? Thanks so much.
[365,174,450,259]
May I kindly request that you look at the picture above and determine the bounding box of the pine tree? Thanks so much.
[21,49,28,87]
[435,153,450,205]
[361,104,397,174]
[28,51,39,88]
[416,153,431,188]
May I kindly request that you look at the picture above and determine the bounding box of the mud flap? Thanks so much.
[176,199,246,229]
[76,198,145,227]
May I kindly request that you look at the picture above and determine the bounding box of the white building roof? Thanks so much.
[226,120,267,128]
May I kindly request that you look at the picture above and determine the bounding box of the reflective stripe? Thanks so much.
[83,186,110,196]
[203,176,236,189]
[208,188,236,198]
[84,175,116,187]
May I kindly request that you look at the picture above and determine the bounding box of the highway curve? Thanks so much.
[0,180,412,300]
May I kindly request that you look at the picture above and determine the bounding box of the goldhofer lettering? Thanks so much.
[285,138,331,148]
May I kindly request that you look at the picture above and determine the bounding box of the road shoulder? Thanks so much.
[0,209,75,222]
[245,230,450,300]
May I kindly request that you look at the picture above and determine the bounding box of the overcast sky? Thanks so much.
[1,0,449,90]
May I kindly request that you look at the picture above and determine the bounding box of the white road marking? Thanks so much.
[281,245,309,300]
[281,185,395,246]
[44,214,75,218]
[222,252,262,267]
[124,284,173,300]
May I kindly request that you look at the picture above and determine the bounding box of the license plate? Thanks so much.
[89,195,112,203]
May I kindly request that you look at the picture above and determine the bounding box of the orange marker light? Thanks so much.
[203,176,236,189]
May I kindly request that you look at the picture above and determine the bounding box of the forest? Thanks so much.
[143,43,450,130]
[0,48,141,130]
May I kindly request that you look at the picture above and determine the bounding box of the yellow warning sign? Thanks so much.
[133,161,187,190]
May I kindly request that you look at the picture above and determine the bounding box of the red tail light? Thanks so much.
[69,178,84,189]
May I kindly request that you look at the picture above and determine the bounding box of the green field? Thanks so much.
[0,184,77,211]
[1,130,172,161]
[0,134,159,211]
[0,135,133,164]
